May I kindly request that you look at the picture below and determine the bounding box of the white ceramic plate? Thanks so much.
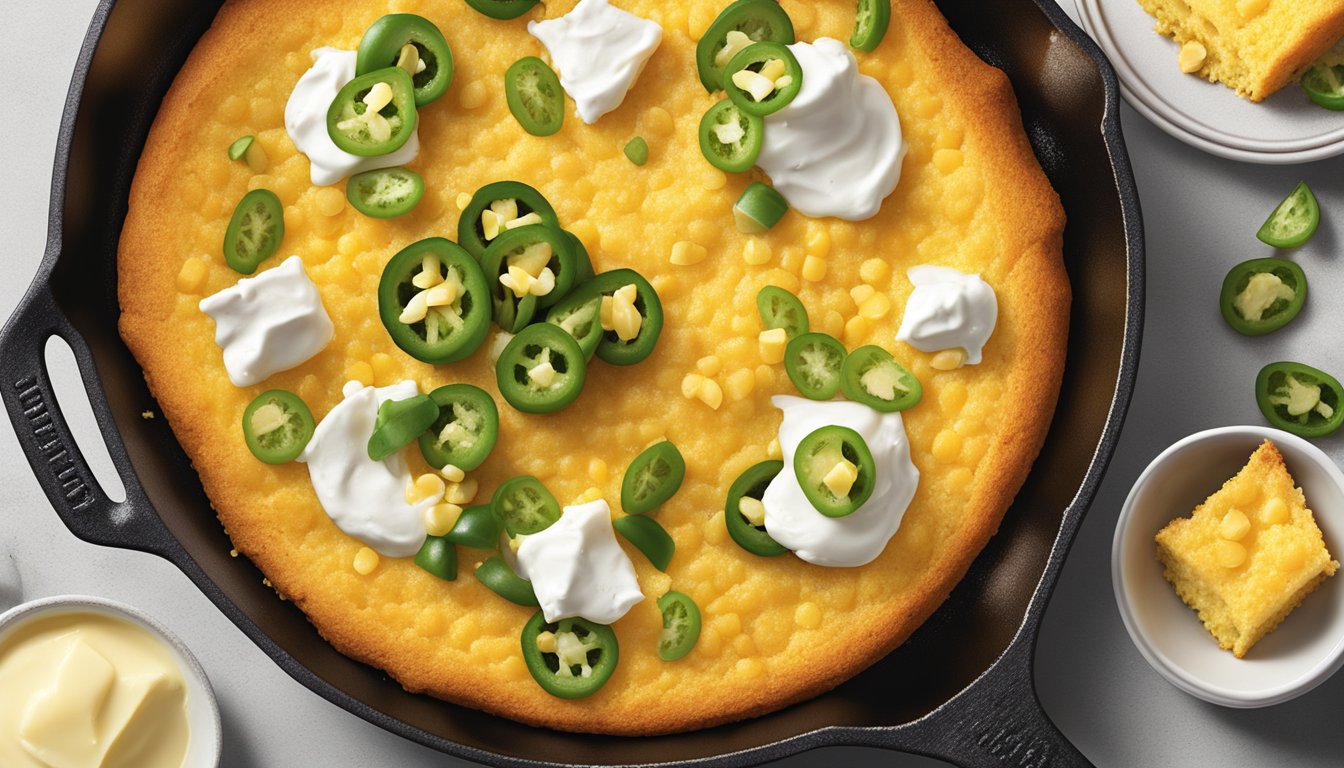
[1074,0,1344,164]
[1113,426,1344,707]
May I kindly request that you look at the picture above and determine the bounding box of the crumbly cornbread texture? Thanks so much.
[1156,441,1338,658]
[1137,0,1344,101]
[118,0,1068,734]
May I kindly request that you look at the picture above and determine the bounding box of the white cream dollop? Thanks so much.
[199,255,334,388]
[528,0,663,125]
[754,38,905,221]
[284,48,421,186]
[762,396,919,567]
[895,265,998,364]
[297,380,434,558]
[515,499,644,624]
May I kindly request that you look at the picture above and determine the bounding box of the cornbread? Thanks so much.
[1156,441,1338,658]
[117,0,1068,734]
[1137,0,1344,100]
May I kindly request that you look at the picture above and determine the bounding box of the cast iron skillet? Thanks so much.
[0,1,1142,765]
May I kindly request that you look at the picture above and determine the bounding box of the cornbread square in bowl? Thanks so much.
[1114,426,1344,708]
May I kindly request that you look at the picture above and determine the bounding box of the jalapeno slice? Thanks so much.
[696,0,796,93]
[378,237,492,364]
[734,182,789,234]
[444,504,502,549]
[492,475,562,535]
[227,134,267,172]
[367,394,439,461]
[785,333,846,400]
[356,14,454,107]
[850,0,892,52]
[223,189,284,275]
[841,345,922,412]
[1256,182,1319,249]
[656,591,701,662]
[418,384,499,471]
[1218,258,1307,337]
[725,460,788,557]
[326,67,418,157]
[793,425,876,518]
[521,611,618,699]
[242,390,314,464]
[587,269,664,365]
[495,323,587,413]
[506,56,565,137]
[465,0,540,21]
[458,181,561,262]
[346,166,424,218]
[723,42,803,117]
[415,536,458,581]
[482,225,578,329]
[613,515,675,571]
[545,285,604,360]
[757,285,809,340]
[699,99,764,173]
[566,231,597,284]
[1255,362,1344,438]
[476,555,540,606]
[1302,63,1344,110]
[620,441,686,515]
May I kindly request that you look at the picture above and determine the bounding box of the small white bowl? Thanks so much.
[1113,426,1344,708]
[0,595,221,765]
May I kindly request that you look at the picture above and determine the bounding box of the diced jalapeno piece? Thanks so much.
[506,56,565,137]
[415,536,458,581]
[1302,63,1344,110]
[346,166,424,218]
[475,555,540,606]
[723,41,803,117]
[757,285,809,339]
[725,460,788,557]
[520,611,618,699]
[793,425,876,518]
[458,180,561,262]
[656,591,702,661]
[1256,181,1319,248]
[482,224,578,328]
[418,384,499,471]
[465,0,540,21]
[621,441,686,515]
[444,504,502,549]
[785,333,846,400]
[326,67,418,157]
[242,390,314,464]
[223,189,284,275]
[624,136,649,166]
[734,182,789,233]
[356,14,454,107]
[492,475,561,535]
[495,323,587,413]
[377,237,492,364]
[1255,362,1344,438]
[699,99,764,173]
[696,0,796,92]
[850,0,892,52]
[614,514,675,571]
[587,269,664,365]
[227,134,267,172]
[1219,258,1307,337]
[367,394,439,461]
[841,345,922,412]
[545,283,605,360]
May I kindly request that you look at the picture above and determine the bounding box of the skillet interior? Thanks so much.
[33,0,1137,763]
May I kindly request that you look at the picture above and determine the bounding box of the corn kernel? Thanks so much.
[424,503,463,536]
[801,255,827,282]
[481,209,502,241]
[687,357,720,379]
[931,430,963,463]
[850,284,877,307]
[696,379,724,410]
[455,192,472,211]
[670,240,708,266]
[176,258,208,293]
[859,293,892,320]
[1261,497,1289,525]
[725,368,755,401]
[353,547,380,575]
[446,479,478,505]
[407,473,447,504]
[743,239,772,266]
[345,361,374,387]
[822,460,857,498]
[573,486,604,504]
[738,497,767,527]
[1178,41,1207,74]
[939,381,969,413]
[528,361,557,388]
[611,292,643,340]
[1237,0,1268,19]
[759,328,788,364]
[506,212,544,231]
[535,630,558,654]
[930,349,967,371]
[935,126,965,150]
[822,309,844,338]
[794,602,822,629]
[1213,539,1247,569]
[1219,509,1252,541]
[681,373,707,398]
[804,226,831,258]
[1283,542,1308,572]
[767,437,782,459]
[859,258,890,285]
[439,464,466,483]
[1228,481,1260,509]
[933,148,964,174]
[459,80,487,110]
[844,316,871,345]
[399,290,429,323]
[370,352,397,384]
[315,187,345,217]
[755,364,776,388]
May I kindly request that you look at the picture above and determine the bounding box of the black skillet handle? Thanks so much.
[891,630,1092,768]
[0,283,168,555]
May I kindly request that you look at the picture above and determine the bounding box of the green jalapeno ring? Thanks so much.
[725,460,789,557]
[851,0,892,52]
[415,536,458,581]
[326,66,418,157]
[495,323,588,413]
[481,224,579,326]
[475,555,540,606]
[722,41,803,117]
[418,384,500,471]
[241,390,314,464]
[1255,362,1344,438]
[223,189,285,275]
[346,166,424,219]
[506,56,565,137]
[699,99,764,173]
[492,475,562,536]
[620,441,686,515]
[367,394,440,461]
[586,269,664,366]
[545,284,605,360]
[785,332,846,400]
[841,345,923,412]
[565,231,598,284]
[457,181,561,262]
[695,0,796,92]
[793,425,877,518]
[756,285,809,339]
[465,0,541,21]
[1256,181,1319,249]
[1218,258,1307,337]
[1302,63,1344,110]
[656,591,702,662]
[377,237,492,364]
[355,14,455,107]
[444,505,502,549]
[520,611,619,699]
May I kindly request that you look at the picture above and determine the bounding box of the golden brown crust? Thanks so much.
[118,0,1068,735]
[1260,10,1344,99]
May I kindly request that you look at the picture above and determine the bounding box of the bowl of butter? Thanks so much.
[0,595,221,767]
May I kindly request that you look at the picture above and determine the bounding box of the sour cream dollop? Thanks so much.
[895,265,998,364]
[755,38,905,221]
[297,381,434,558]
[528,0,663,124]
[762,396,919,567]
[515,499,644,624]
[284,48,421,186]
[199,255,334,388]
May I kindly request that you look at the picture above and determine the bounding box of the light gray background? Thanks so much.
[2,2,1342,766]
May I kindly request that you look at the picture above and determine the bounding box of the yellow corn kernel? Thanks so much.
[480,209,502,241]
[459,80,487,110]
[736,658,765,680]
[446,479,478,505]
[439,464,466,483]
[1178,41,1207,74]
[794,602,822,629]
[767,437,782,459]
[850,284,877,307]
[758,58,788,83]
[506,212,544,231]
[499,265,536,298]
[724,368,755,401]
[697,379,724,410]
[859,293,892,320]
[176,257,208,293]
[743,239,772,266]
[345,361,374,387]
[313,186,345,217]
[933,148,964,174]
[822,309,844,338]
[573,486,604,504]
[935,125,965,150]
[732,69,777,102]
[804,226,831,258]
[801,255,827,282]
[424,503,463,537]
[353,547,380,575]
[1213,539,1247,569]
[599,295,615,331]
[1261,497,1289,525]
[844,316,871,345]
[713,29,751,62]
[399,291,429,324]
[407,473,447,504]
[612,297,643,341]
[412,256,443,289]
[455,192,472,211]
[535,630,558,654]
[930,349,967,371]
[931,430,963,463]
[859,258,890,286]
[940,381,968,413]
[1237,0,1268,19]
[681,373,707,398]
[588,458,610,484]
[759,328,788,364]
[528,361,557,388]
[1219,509,1252,541]
[738,497,767,527]
[755,364,776,388]
[670,240,708,266]
[363,81,393,112]
[425,280,460,308]
[370,353,397,384]
[822,460,858,497]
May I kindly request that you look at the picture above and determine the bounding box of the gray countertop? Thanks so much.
[2,2,1342,766]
